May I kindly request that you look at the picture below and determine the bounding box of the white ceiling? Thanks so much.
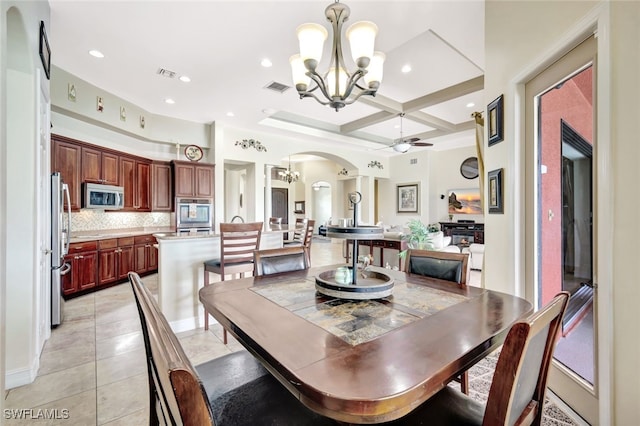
[49,0,485,155]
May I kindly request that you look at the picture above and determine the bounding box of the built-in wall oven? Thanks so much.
[175,198,213,232]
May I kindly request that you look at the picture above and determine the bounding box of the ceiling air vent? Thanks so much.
[410,158,418,165]
[264,81,291,94]
[156,68,176,79]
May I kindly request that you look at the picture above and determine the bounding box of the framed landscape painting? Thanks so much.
[448,188,482,215]
[397,183,419,213]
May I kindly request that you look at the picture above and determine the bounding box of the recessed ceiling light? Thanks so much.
[261,58,273,68]
[226,112,235,117]
[466,102,475,108]
[401,64,412,73]
[164,98,175,104]
[88,50,104,58]
[179,75,191,83]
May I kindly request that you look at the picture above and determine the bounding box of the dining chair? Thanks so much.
[284,217,308,244]
[128,272,336,426]
[254,246,310,276]
[284,219,315,261]
[405,248,470,393]
[203,221,263,343]
[384,291,570,426]
[269,216,282,226]
[405,248,470,286]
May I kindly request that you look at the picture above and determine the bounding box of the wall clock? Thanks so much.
[184,144,203,162]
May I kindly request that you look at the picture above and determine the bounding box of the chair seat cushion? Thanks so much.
[383,386,484,425]
[197,351,335,425]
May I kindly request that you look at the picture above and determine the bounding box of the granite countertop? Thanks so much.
[70,227,174,243]
[154,226,299,241]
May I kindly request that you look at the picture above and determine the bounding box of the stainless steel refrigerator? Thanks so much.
[51,172,71,327]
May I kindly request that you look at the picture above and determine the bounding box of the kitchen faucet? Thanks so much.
[230,215,245,223]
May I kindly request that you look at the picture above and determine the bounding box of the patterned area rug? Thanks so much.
[464,350,582,425]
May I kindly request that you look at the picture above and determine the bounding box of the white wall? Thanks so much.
[485,0,640,423]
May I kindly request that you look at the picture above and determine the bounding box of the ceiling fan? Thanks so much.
[379,113,433,153]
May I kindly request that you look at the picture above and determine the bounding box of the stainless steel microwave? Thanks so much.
[176,198,213,231]
[83,183,124,210]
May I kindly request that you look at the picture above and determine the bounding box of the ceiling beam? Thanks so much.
[409,119,475,140]
[402,75,484,113]
[404,111,456,132]
[340,110,396,134]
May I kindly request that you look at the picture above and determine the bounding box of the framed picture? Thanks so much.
[294,201,305,214]
[448,188,482,215]
[488,168,504,214]
[487,94,504,146]
[39,21,51,80]
[397,183,419,213]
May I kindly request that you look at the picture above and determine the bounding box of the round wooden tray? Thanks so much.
[315,268,394,300]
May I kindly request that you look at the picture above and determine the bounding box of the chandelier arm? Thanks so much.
[340,70,367,99]
[306,70,334,103]
[342,88,377,105]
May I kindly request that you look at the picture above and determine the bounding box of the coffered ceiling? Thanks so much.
[49,0,485,154]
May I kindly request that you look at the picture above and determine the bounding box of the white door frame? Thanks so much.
[511,4,612,425]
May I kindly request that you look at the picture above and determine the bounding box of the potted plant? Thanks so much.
[399,219,435,257]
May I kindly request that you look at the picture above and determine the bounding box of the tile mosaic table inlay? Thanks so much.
[252,278,469,346]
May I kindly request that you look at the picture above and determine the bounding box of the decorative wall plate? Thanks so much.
[184,144,203,162]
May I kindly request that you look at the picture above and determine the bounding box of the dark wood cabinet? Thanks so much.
[439,222,484,245]
[172,160,214,198]
[52,136,82,211]
[62,242,98,296]
[82,146,118,185]
[120,156,151,211]
[134,235,157,274]
[152,161,173,211]
[98,237,134,285]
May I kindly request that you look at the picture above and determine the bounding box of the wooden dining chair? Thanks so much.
[284,219,315,261]
[254,246,310,276]
[385,291,570,426]
[405,248,470,286]
[405,248,470,393]
[269,217,282,226]
[203,222,263,343]
[284,217,308,244]
[128,272,336,426]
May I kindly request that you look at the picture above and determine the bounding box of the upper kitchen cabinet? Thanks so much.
[120,156,151,211]
[151,161,173,211]
[172,160,215,198]
[52,135,82,211]
[81,146,118,185]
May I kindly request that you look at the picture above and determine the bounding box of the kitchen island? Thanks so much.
[154,228,289,331]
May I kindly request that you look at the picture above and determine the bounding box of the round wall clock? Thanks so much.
[184,144,203,162]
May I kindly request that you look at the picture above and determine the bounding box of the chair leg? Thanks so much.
[460,371,469,395]
[204,270,210,331]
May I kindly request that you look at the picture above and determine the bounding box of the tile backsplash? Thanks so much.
[70,210,171,232]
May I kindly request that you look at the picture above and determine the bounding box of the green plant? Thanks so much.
[399,219,434,258]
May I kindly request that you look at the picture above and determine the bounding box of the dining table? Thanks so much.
[198,264,533,424]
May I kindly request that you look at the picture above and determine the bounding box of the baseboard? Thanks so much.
[5,357,39,390]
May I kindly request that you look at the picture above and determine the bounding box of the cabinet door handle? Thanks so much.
[77,255,84,259]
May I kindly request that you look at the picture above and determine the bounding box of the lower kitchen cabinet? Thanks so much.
[134,234,157,274]
[98,238,135,285]
[62,242,98,297]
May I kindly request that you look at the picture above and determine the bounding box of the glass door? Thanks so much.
[525,36,597,423]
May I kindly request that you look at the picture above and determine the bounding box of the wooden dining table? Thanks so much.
[198,265,532,424]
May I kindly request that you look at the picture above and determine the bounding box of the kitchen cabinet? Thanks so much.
[134,234,157,274]
[62,241,98,297]
[152,161,173,211]
[120,156,151,211]
[172,160,215,198]
[82,146,119,185]
[52,135,82,211]
[98,237,134,285]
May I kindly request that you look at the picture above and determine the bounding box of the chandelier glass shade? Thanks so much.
[290,0,385,111]
[279,157,300,184]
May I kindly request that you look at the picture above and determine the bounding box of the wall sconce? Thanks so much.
[440,194,445,200]
[367,160,383,169]
[338,168,349,176]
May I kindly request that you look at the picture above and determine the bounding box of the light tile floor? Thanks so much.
[2,239,552,425]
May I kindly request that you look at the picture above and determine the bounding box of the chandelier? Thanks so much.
[289,0,385,111]
[279,156,300,184]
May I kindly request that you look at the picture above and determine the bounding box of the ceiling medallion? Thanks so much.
[234,138,267,152]
[289,0,385,111]
[279,156,300,184]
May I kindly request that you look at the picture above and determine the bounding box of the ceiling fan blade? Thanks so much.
[410,141,433,147]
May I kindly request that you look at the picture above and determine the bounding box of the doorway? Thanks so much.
[271,187,288,225]
[525,36,597,423]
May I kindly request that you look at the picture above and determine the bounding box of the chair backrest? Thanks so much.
[302,219,315,250]
[269,217,282,225]
[290,218,309,243]
[128,272,213,425]
[405,249,469,285]
[483,291,570,426]
[254,246,310,276]
[219,222,263,268]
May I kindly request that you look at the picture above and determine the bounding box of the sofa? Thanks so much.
[463,243,484,270]
[426,231,461,253]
